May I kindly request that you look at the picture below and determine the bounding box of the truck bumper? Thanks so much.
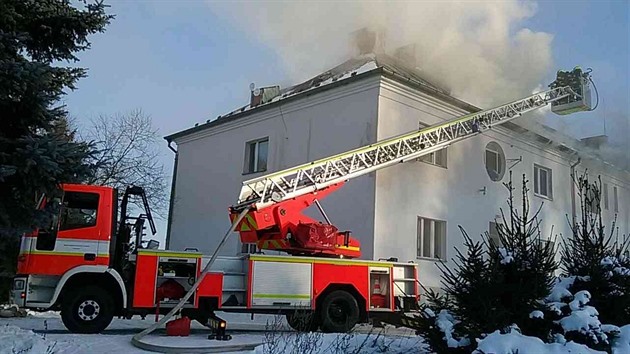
[10,276,27,308]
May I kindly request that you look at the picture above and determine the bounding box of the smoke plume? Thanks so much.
[208,0,553,108]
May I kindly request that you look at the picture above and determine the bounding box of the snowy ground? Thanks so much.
[0,311,426,354]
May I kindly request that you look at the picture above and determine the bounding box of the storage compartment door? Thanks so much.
[251,261,311,307]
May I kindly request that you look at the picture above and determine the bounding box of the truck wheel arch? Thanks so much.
[50,266,127,310]
[315,283,367,322]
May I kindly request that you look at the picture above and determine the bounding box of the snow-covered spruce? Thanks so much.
[435,310,471,348]
[544,276,624,350]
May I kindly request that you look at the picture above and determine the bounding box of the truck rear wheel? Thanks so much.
[286,310,319,332]
[61,285,114,334]
[319,290,359,333]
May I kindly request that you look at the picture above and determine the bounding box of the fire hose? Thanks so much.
[130,207,251,353]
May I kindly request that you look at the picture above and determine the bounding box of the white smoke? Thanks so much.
[208,0,553,107]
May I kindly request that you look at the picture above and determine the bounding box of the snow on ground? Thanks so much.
[612,325,630,354]
[0,311,425,354]
[474,329,605,354]
[253,331,427,354]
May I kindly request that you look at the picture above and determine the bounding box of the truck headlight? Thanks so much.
[12,279,25,291]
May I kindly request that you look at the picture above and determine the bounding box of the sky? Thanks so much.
[63,0,629,245]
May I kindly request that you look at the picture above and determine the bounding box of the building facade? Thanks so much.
[165,55,629,291]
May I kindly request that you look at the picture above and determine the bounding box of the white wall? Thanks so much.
[373,78,630,290]
[169,77,381,257]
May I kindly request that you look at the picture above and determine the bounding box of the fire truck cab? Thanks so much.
[11,183,420,334]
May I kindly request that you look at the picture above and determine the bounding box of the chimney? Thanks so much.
[250,84,281,108]
[351,27,385,55]
[250,86,262,108]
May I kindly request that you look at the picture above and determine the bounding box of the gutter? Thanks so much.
[165,140,178,249]
[570,156,582,228]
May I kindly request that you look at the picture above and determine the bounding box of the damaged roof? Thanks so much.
[165,53,478,142]
[163,54,628,173]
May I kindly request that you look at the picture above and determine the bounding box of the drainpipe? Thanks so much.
[570,156,582,228]
[165,140,178,250]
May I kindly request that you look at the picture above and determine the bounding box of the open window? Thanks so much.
[59,192,99,231]
[36,191,100,251]
[35,195,62,251]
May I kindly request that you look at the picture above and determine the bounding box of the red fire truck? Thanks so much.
[10,68,593,335]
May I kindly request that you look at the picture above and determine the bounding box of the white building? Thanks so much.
[164,45,629,292]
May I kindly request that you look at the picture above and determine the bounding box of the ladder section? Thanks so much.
[236,86,576,209]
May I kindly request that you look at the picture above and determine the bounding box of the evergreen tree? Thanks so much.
[417,173,558,352]
[0,0,112,298]
[560,171,630,326]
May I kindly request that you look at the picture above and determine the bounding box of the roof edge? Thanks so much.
[164,67,385,143]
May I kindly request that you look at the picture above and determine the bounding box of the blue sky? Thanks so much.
[63,1,629,243]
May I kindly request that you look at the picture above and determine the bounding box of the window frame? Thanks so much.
[416,122,447,168]
[533,164,553,199]
[243,137,269,175]
[613,186,619,213]
[484,142,505,182]
[603,183,609,210]
[488,221,503,247]
[417,148,448,168]
[417,216,447,260]
[58,191,100,231]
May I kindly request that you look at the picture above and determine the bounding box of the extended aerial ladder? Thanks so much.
[230,67,595,258]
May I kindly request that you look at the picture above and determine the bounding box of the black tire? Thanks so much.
[61,285,114,334]
[318,290,360,333]
[286,310,319,332]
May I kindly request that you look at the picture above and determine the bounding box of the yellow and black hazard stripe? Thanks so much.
[258,239,289,250]
[233,213,259,232]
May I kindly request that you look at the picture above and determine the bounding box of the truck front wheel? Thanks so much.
[319,290,359,333]
[61,285,114,334]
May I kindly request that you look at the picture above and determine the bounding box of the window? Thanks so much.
[417,121,447,168]
[240,243,257,254]
[534,164,553,199]
[417,217,446,259]
[603,183,609,210]
[488,221,502,247]
[244,138,269,174]
[36,195,62,251]
[59,192,99,231]
[613,186,619,213]
[485,142,506,181]
[418,148,447,168]
[585,187,601,214]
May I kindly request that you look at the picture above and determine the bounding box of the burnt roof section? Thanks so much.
[165,53,479,142]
